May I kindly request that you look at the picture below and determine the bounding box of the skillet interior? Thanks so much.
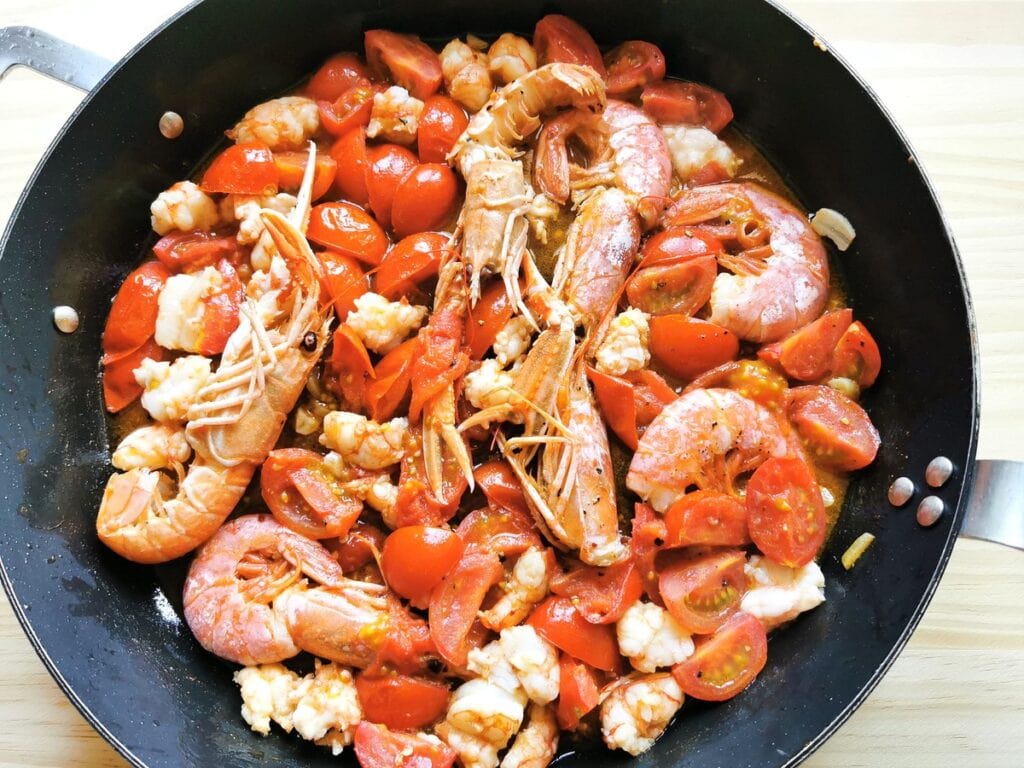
[0,1,977,766]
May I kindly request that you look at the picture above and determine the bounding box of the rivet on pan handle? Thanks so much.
[0,26,111,92]
[961,460,1024,551]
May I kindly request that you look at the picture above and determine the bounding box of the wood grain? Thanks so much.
[1,2,1021,766]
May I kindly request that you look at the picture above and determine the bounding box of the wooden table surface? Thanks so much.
[1,1,1022,766]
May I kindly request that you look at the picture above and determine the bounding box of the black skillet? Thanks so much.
[0,1,1018,767]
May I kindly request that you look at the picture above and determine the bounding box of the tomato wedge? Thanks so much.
[473,460,531,519]
[325,324,374,408]
[672,611,767,702]
[641,80,734,133]
[152,231,238,272]
[418,95,469,163]
[102,261,170,359]
[626,369,677,430]
[658,549,747,634]
[787,385,881,471]
[649,315,740,381]
[626,257,718,317]
[365,144,419,232]
[355,673,450,730]
[429,548,504,667]
[307,201,389,265]
[746,456,827,567]
[391,164,460,238]
[375,232,453,301]
[533,15,605,76]
[318,249,369,318]
[527,597,621,673]
[306,52,369,102]
[196,259,243,356]
[273,151,337,201]
[261,448,363,539]
[758,308,853,382]
[604,40,666,97]
[102,337,163,413]
[354,721,456,768]
[364,30,443,100]
[330,127,371,206]
[201,141,279,195]
[549,559,643,624]
[664,491,750,548]
[631,502,667,603]
[557,654,601,730]
[318,79,377,137]
[365,338,418,422]
[382,526,465,608]
[456,506,542,557]
[326,520,386,573]
[831,320,882,388]
[587,367,640,449]
[465,281,514,360]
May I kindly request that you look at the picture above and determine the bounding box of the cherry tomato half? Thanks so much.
[556,654,601,731]
[472,460,531,519]
[649,315,740,381]
[375,232,453,301]
[102,261,171,358]
[391,164,460,238]
[549,559,643,624]
[672,611,767,701]
[664,491,750,549]
[365,143,419,231]
[456,506,542,557]
[758,308,853,382]
[364,30,443,100]
[306,52,369,102]
[354,721,456,768]
[658,549,748,634]
[465,281,514,360]
[273,151,337,201]
[533,15,605,76]
[326,520,386,573]
[527,596,621,673]
[152,231,238,273]
[307,201,389,265]
[746,456,827,567]
[102,337,162,413]
[641,80,734,133]
[429,548,504,667]
[318,79,377,137]
[382,525,465,608]
[200,141,279,195]
[330,127,371,206]
[355,673,450,730]
[196,258,243,356]
[418,95,469,163]
[261,448,363,539]
[318,250,369,318]
[604,40,666,97]
[831,320,882,388]
[365,338,418,422]
[786,385,881,471]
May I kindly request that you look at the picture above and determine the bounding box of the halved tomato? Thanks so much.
[365,144,419,231]
[429,548,504,667]
[672,611,767,701]
[325,324,374,409]
[152,231,238,272]
[196,258,244,356]
[306,52,369,102]
[626,256,718,317]
[465,281,513,360]
[418,95,469,163]
[307,201,389,265]
[391,164,460,238]
[326,520,386,573]
[382,525,465,608]
[746,456,827,567]
[786,385,881,471]
[102,261,171,359]
[641,80,734,133]
[604,40,666,97]
[273,151,337,201]
[758,308,853,382]
[364,30,443,100]
[649,315,740,381]
[318,79,377,137]
[355,673,450,730]
[549,559,643,624]
[375,232,453,300]
[527,596,621,673]
[533,15,605,76]
[102,337,163,413]
[658,549,747,634]
[631,502,667,603]
[456,506,542,557]
[318,250,369,318]
[587,367,640,449]
[664,491,750,548]
[626,369,677,430]
[365,338,418,422]
[354,721,456,768]
[330,127,370,205]
[831,320,882,388]
[556,654,601,731]
[472,460,531,519]
[261,448,363,539]
[200,141,278,195]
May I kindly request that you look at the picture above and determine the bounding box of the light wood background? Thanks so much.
[1,2,1022,766]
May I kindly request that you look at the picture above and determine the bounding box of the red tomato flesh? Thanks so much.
[465,281,514,360]
[472,460,531,520]
[273,151,337,201]
[533,15,606,76]
[365,338,418,422]
[330,127,371,206]
[429,548,504,667]
[759,308,853,382]
[152,231,238,272]
[103,337,163,413]
[527,596,621,672]
[261,448,363,539]
[746,457,827,567]
[318,250,369,318]
[196,259,243,356]
[664,491,750,548]
[382,526,465,608]
[327,520,386,573]
[365,144,419,231]
[318,79,377,137]
[641,80,734,133]
[375,232,453,301]
[672,611,767,701]
[556,654,601,730]
[355,673,450,730]
[658,549,747,634]
[604,40,666,97]
[306,52,369,102]
[456,506,542,557]
[308,201,389,265]
[102,261,170,358]
[201,141,279,195]
[418,95,469,163]
[391,164,459,238]
[354,721,456,768]
[549,559,643,624]
[649,315,740,381]
[364,30,443,100]
[832,320,882,388]
[786,385,881,471]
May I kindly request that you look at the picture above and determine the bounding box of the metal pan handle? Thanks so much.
[962,460,1024,550]
[0,26,111,92]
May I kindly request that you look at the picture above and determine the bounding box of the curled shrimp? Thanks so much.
[501,704,559,768]
[626,387,789,513]
[97,149,331,563]
[663,182,830,342]
[182,514,386,666]
[600,673,684,756]
[441,39,494,113]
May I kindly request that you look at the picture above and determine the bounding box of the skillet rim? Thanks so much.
[0,1,980,766]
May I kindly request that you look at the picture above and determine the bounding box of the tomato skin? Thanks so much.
[627,229,720,316]
[330,127,371,206]
[557,654,601,730]
[631,503,667,603]
[746,457,827,567]
[549,559,644,624]
[649,316,740,380]
[375,232,453,301]
[306,52,369,102]
[102,261,171,358]
[672,611,767,702]
[382,526,465,608]
[325,324,374,408]
[355,673,450,730]
[307,201,389,265]
[391,164,459,238]
[473,460,531,519]
[527,597,622,673]
[418,95,469,163]
[354,721,456,768]
[641,80,734,133]
[604,40,666,97]
[787,385,881,471]
[152,231,238,272]
[465,281,513,359]
[364,30,443,100]
[658,549,748,634]
[318,250,369,318]
[201,141,279,195]
[626,369,677,430]
[533,15,606,77]
[456,506,542,557]
[429,548,504,667]
[196,259,243,356]
[261,448,363,539]
[327,520,386,572]
[587,367,640,450]
[365,144,419,231]
[759,308,853,382]
[103,337,163,413]
[664,491,750,548]
[273,151,337,201]
[832,320,882,388]
[365,338,418,422]
[318,79,377,137]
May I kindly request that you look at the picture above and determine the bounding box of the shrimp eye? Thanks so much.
[301,332,318,352]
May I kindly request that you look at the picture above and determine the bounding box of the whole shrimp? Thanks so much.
[626,387,789,513]
[97,150,330,563]
[663,182,830,342]
[182,514,386,666]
